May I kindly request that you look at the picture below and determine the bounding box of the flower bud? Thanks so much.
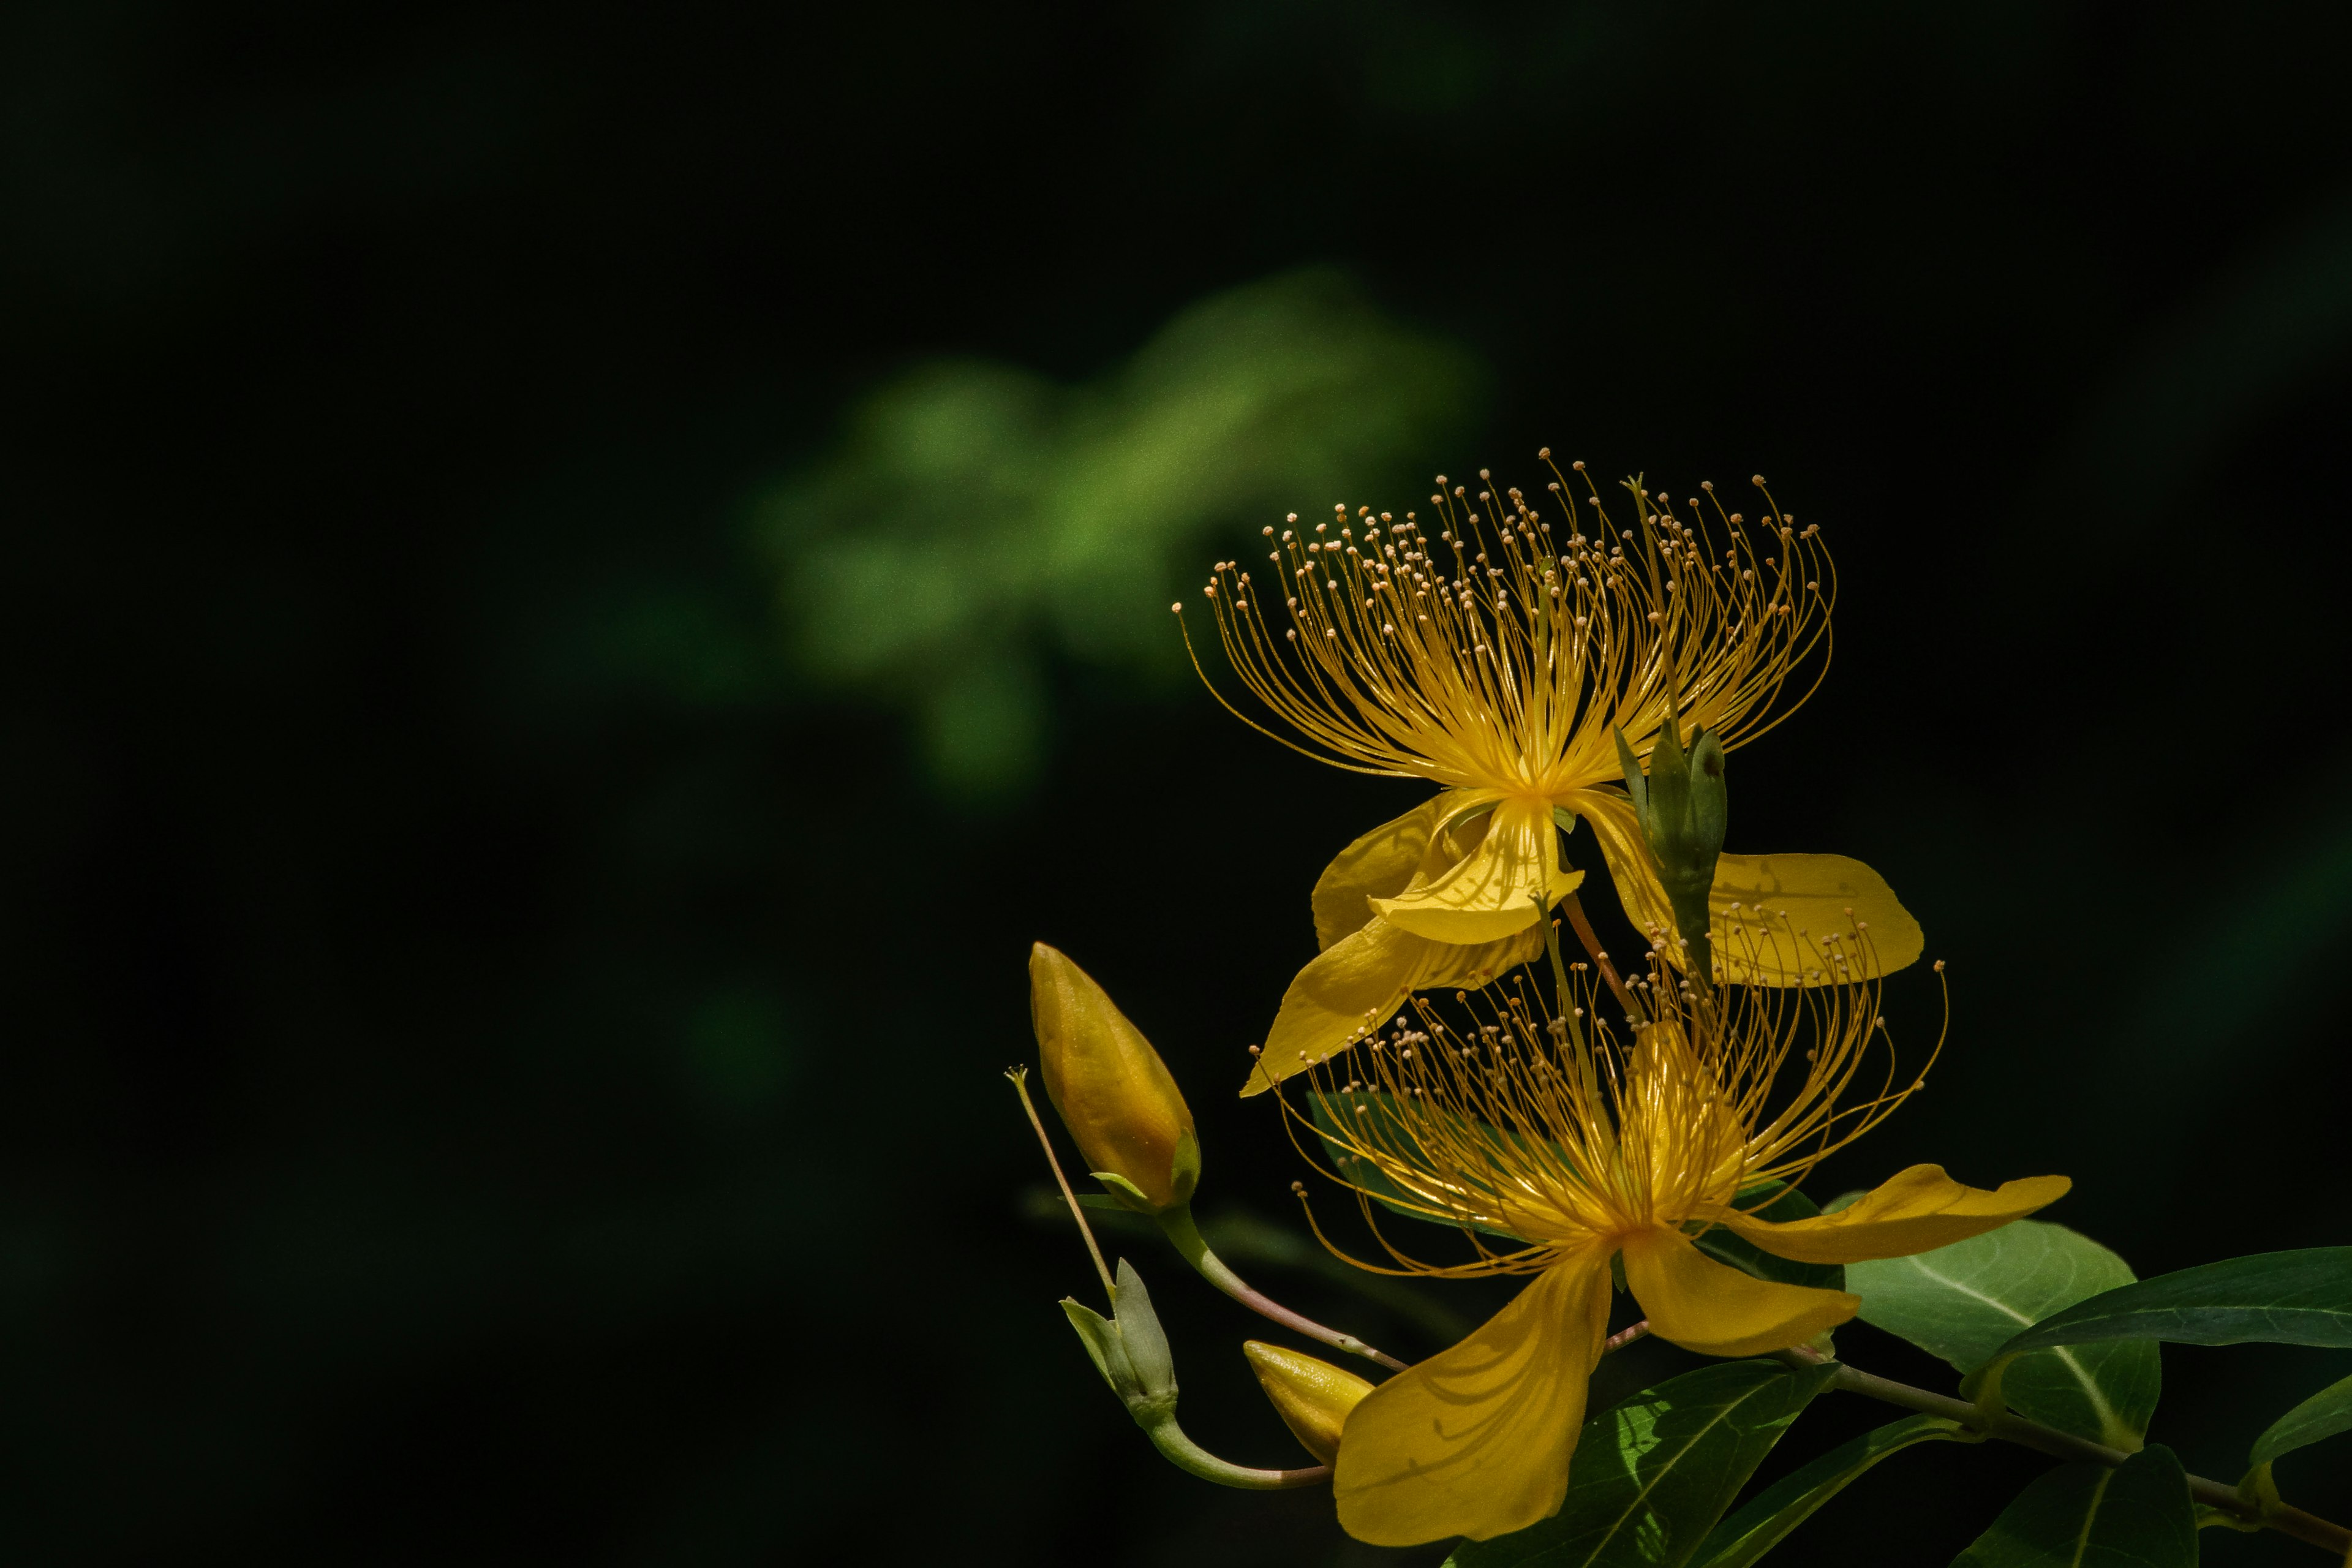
[1243,1341,1373,1464]
[1615,718,1727,979]
[1030,942,1199,1212]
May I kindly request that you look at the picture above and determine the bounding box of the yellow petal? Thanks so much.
[1243,916,1540,1096]
[1621,1226,1860,1358]
[1370,797,1582,944]
[1580,789,1924,987]
[1708,854,1924,984]
[1577,787,1681,945]
[1717,1166,2071,1265]
[1335,1250,1614,1546]
[1243,1341,1374,1465]
[1311,793,1483,951]
[1030,943,1195,1208]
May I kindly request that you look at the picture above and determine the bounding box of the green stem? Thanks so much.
[1774,1348,2351,1555]
[1138,1412,1330,1490]
[1158,1205,1408,1371]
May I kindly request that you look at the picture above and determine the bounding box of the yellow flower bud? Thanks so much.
[1029,942,1197,1211]
[1243,1341,1373,1465]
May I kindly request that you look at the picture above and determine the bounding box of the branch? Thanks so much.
[1773,1347,2350,1555]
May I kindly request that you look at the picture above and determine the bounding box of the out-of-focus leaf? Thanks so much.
[2250,1371,2352,1469]
[1989,1248,2352,1365]
[1307,1090,1529,1242]
[1444,1359,1835,1568]
[1691,1414,1969,1568]
[761,267,1483,794]
[1950,1447,2196,1568]
[1692,1181,1844,1293]
[1848,1221,2158,1448]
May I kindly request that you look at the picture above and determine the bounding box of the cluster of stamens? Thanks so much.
[1182,459,1833,791]
[1275,910,1939,1279]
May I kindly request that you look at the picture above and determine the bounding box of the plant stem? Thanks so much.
[1159,1205,1408,1371]
[1773,1347,2351,1555]
[1561,893,1643,1021]
[1006,1068,1115,1298]
[1139,1412,1330,1490]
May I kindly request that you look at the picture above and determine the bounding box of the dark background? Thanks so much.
[5,2,2351,1562]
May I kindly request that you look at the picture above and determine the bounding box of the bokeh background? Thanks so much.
[5,3,2351,1562]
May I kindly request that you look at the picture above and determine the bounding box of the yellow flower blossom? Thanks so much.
[1286,932,2066,1547]
[1185,466,1920,1091]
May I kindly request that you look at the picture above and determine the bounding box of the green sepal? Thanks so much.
[1168,1127,1202,1207]
[1061,1298,1139,1396]
[1110,1259,1178,1407]
[1092,1170,1161,1215]
[1613,726,1648,819]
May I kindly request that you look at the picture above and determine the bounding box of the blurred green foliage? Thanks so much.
[761,268,1480,794]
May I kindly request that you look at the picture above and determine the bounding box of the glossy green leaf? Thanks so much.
[1444,1359,1836,1568]
[1950,1446,2196,1568]
[1692,1181,1844,1293]
[2250,1371,2352,1468]
[1989,1247,2352,1364]
[1308,1090,1528,1242]
[1847,1221,2159,1448]
[1690,1414,1969,1568]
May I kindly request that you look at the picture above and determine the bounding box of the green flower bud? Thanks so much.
[1615,718,1727,981]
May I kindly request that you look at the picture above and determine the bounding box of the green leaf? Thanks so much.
[1950,1446,2196,1568]
[1847,1221,2159,1448]
[2250,1370,2352,1468]
[1692,1181,1845,1293]
[1989,1247,2352,1365]
[1690,1414,1969,1568]
[1444,1359,1836,1568]
[1308,1091,1529,1242]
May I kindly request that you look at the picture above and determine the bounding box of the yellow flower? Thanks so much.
[1243,1341,1374,1465]
[1031,943,1199,1212]
[1187,468,1920,1091]
[1288,940,2066,1547]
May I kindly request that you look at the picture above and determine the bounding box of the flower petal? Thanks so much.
[1577,782,1677,932]
[1716,1165,2071,1265]
[1335,1250,1614,1546]
[1580,790,1924,987]
[1311,792,1485,950]
[1622,1226,1860,1358]
[1369,797,1582,944]
[1242,917,1540,1096]
[1708,854,1924,984]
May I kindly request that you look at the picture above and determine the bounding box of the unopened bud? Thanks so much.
[1031,943,1199,1212]
[1063,1260,1181,1425]
[1615,717,1728,982]
[1243,1341,1372,1464]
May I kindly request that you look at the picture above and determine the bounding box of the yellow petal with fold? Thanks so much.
[1709,854,1924,984]
[1370,797,1581,944]
[1244,916,1539,1095]
[1335,1251,1613,1547]
[1310,793,1483,950]
[1622,1226,1860,1357]
[1578,788,1679,946]
[1719,1166,2071,1265]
